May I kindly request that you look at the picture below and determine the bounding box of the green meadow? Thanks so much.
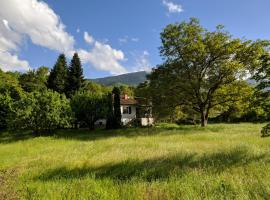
[0,123,270,200]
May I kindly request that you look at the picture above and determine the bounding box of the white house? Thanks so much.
[95,94,154,127]
[120,94,154,126]
[120,94,138,125]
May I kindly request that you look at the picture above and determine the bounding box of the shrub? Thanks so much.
[71,92,107,129]
[261,124,270,137]
[8,90,72,134]
[0,93,13,129]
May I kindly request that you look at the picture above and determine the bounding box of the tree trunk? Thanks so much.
[200,111,208,127]
[88,121,95,130]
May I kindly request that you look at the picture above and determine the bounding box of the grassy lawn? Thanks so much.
[0,123,270,200]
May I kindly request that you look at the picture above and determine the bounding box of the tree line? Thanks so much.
[0,52,133,134]
[1,18,270,137]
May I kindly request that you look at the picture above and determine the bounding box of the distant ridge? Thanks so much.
[91,71,148,86]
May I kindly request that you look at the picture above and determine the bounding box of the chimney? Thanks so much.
[124,94,128,100]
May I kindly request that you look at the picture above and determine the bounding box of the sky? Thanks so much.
[1,0,270,78]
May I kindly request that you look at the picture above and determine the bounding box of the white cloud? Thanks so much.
[2,19,10,30]
[0,20,21,51]
[0,0,75,53]
[162,0,183,13]
[0,0,75,71]
[143,50,150,56]
[119,36,128,44]
[0,18,28,71]
[76,28,80,33]
[0,0,127,74]
[78,41,127,75]
[131,38,139,42]
[0,50,30,72]
[84,32,94,45]
[132,50,152,72]
[119,36,140,44]
[81,33,126,74]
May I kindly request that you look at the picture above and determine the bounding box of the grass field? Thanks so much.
[0,123,270,200]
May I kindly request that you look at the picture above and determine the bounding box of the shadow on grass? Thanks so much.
[0,125,202,143]
[0,131,35,144]
[36,147,269,182]
[52,125,211,142]
[0,123,260,144]
[0,128,150,144]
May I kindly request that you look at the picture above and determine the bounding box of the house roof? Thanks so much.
[120,98,138,105]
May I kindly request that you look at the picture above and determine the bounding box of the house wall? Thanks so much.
[141,118,154,126]
[94,119,107,127]
[121,105,136,125]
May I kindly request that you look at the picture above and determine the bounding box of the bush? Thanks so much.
[0,93,13,129]
[71,92,107,129]
[261,124,270,137]
[8,90,72,134]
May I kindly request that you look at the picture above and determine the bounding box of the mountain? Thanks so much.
[91,71,148,86]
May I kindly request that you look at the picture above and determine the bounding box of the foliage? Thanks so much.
[261,123,270,137]
[47,54,68,94]
[8,90,72,134]
[147,18,269,126]
[0,71,24,129]
[19,67,49,92]
[211,81,255,122]
[66,53,84,97]
[119,84,135,96]
[0,93,13,129]
[253,53,270,136]
[81,80,110,95]
[253,53,270,92]
[71,92,107,129]
[0,70,24,100]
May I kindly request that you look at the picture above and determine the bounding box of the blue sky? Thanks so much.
[1,0,270,78]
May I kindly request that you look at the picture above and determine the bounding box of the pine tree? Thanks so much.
[112,87,122,128]
[47,54,68,94]
[67,53,84,96]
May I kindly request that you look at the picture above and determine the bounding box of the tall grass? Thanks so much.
[0,123,269,199]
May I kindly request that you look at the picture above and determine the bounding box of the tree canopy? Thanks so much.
[8,90,72,134]
[47,54,68,94]
[66,53,84,97]
[146,18,269,126]
[19,66,49,92]
[71,92,107,130]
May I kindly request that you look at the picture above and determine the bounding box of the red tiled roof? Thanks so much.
[120,98,138,105]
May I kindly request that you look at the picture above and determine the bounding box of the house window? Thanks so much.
[123,106,132,114]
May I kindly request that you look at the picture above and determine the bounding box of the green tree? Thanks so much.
[81,80,110,95]
[148,18,268,126]
[112,87,122,128]
[47,54,68,94]
[0,70,25,129]
[0,70,24,100]
[0,93,13,129]
[66,53,84,96]
[19,66,49,92]
[118,84,135,96]
[252,53,270,136]
[212,81,254,122]
[71,92,107,130]
[8,90,72,134]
